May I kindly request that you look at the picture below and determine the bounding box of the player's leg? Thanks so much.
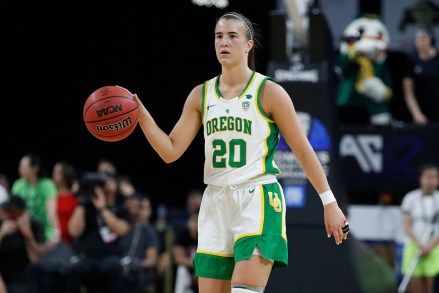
[197,254,272,293]
[231,254,273,292]
[198,278,231,293]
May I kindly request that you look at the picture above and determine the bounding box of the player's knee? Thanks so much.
[231,284,265,292]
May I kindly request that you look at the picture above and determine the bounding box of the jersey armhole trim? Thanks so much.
[256,77,275,123]
[201,81,208,124]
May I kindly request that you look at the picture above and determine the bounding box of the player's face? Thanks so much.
[214,19,252,67]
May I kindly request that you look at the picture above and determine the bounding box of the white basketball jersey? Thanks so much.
[201,71,281,186]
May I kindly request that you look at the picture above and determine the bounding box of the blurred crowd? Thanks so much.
[0,154,202,293]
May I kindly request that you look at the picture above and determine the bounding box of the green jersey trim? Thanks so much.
[256,77,274,122]
[201,81,208,123]
[238,71,256,99]
[214,71,256,100]
[264,123,281,175]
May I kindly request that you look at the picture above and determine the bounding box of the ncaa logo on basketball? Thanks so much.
[96,104,123,117]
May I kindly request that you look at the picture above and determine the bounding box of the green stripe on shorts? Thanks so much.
[194,252,235,280]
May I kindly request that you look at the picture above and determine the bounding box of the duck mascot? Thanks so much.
[336,15,393,125]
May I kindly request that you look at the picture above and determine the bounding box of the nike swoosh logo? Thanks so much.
[249,187,255,193]
[207,104,216,110]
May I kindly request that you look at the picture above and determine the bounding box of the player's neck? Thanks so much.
[220,66,253,87]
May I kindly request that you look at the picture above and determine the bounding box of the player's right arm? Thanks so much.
[134,85,203,163]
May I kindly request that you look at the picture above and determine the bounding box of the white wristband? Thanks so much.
[319,190,336,205]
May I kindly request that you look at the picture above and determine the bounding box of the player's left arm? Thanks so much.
[134,85,203,163]
[261,81,347,244]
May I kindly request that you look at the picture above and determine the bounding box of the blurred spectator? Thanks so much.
[64,171,130,293]
[121,194,160,293]
[186,189,202,216]
[119,175,137,198]
[96,159,126,207]
[0,184,7,205]
[0,173,11,194]
[31,161,78,292]
[52,161,78,246]
[170,189,203,229]
[173,211,199,293]
[402,27,439,125]
[11,153,60,246]
[0,195,45,293]
[0,275,6,293]
[0,173,10,205]
[97,158,117,175]
[400,163,439,293]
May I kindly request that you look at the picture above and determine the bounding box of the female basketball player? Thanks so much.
[133,12,348,293]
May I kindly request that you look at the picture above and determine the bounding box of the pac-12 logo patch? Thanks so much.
[242,101,250,111]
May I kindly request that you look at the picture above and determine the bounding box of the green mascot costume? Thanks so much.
[336,15,393,125]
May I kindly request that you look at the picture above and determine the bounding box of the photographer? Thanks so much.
[64,172,130,293]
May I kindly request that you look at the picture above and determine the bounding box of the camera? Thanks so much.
[76,172,108,200]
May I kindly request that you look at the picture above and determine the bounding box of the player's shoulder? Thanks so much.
[190,84,204,96]
[186,84,204,108]
[259,76,288,98]
[203,74,220,85]
[190,74,221,96]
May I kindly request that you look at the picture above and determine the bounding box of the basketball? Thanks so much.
[83,86,139,142]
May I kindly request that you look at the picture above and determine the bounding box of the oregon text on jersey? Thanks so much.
[205,116,252,136]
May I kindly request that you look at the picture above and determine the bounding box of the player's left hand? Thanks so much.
[324,202,348,245]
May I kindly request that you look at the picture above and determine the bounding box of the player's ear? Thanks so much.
[246,39,254,53]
